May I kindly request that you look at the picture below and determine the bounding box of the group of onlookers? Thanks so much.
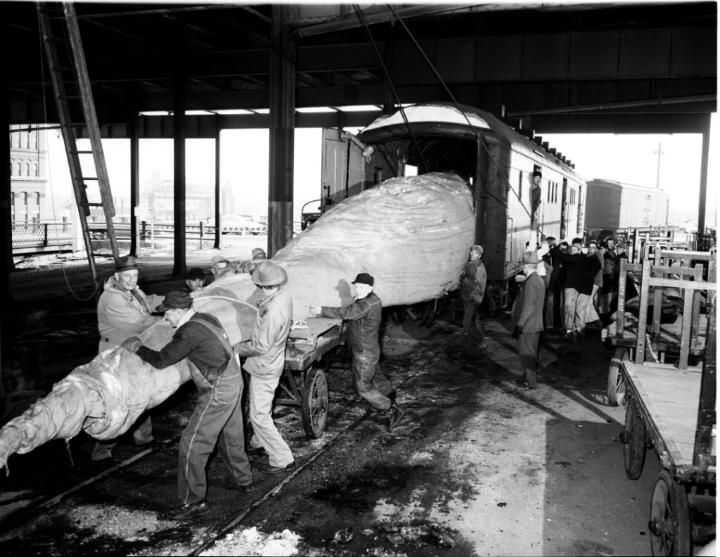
[510,235,626,388]
[543,235,626,339]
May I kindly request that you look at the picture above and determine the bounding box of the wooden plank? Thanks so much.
[624,361,702,466]
[616,258,627,335]
[690,264,703,345]
[635,260,651,364]
[679,287,694,370]
[647,276,716,290]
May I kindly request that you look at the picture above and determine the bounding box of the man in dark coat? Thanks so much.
[122,290,253,521]
[312,273,402,430]
[511,251,546,389]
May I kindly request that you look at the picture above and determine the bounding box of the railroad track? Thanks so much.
[0,350,441,555]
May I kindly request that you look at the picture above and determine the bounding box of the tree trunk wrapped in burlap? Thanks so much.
[0,172,474,469]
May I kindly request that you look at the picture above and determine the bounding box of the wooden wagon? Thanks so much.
[276,317,344,439]
[604,249,715,406]
[618,261,716,555]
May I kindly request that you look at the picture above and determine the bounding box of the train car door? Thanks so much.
[321,129,367,208]
[560,178,568,239]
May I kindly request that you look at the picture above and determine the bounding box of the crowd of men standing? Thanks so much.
[510,235,626,388]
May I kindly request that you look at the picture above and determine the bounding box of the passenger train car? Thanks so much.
[315,103,586,307]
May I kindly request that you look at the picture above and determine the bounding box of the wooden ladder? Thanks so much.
[37,2,119,281]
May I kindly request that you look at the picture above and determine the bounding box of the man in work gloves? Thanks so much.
[122,289,253,521]
[92,255,164,463]
[235,261,296,473]
[311,273,402,431]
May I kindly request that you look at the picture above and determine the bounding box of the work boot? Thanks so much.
[387,403,403,431]
[161,501,209,521]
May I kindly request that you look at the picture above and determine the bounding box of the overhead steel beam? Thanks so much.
[291,4,478,38]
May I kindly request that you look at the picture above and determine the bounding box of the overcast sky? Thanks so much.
[45,113,716,230]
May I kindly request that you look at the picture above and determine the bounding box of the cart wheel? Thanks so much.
[622,398,646,480]
[649,470,692,556]
[607,347,634,406]
[301,366,328,439]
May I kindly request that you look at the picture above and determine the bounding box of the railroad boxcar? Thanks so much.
[316,103,586,308]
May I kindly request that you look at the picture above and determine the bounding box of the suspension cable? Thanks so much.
[386,4,550,240]
[352,4,429,175]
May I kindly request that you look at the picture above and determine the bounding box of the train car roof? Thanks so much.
[358,102,582,180]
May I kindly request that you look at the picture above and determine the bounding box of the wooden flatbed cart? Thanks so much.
[619,261,716,555]
[276,317,343,439]
[604,250,714,406]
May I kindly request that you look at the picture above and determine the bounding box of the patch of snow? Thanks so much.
[66,504,169,541]
[199,526,302,556]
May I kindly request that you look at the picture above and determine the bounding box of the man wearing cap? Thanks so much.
[184,267,206,293]
[122,290,253,521]
[511,251,546,389]
[239,247,268,274]
[312,273,402,431]
[92,255,164,462]
[530,170,542,230]
[210,255,232,282]
[459,244,488,350]
[235,261,295,472]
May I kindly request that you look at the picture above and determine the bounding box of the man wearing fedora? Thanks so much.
[92,255,164,462]
[312,272,402,431]
[511,250,546,389]
[235,261,295,473]
[122,289,253,521]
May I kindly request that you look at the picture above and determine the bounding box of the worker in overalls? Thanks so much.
[92,255,163,463]
[312,273,403,431]
[122,290,253,521]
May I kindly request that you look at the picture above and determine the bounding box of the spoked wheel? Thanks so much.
[607,347,634,406]
[622,398,647,480]
[301,366,328,439]
[649,470,692,556]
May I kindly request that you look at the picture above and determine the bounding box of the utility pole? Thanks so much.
[653,142,664,190]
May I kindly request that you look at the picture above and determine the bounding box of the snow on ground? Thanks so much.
[199,527,302,556]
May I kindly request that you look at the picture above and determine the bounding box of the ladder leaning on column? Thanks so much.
[37,2,119,282]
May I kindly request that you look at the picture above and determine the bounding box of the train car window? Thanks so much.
[404,164,418,177]
[373,168,383,185]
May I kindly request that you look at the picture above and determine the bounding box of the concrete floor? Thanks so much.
[0,245,669,555]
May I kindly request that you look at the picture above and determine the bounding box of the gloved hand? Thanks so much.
[121,336,142,352]
[512,326,522,339]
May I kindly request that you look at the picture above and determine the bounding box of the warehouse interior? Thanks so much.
[0,3,717,553]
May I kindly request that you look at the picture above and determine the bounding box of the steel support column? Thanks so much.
[0,37,12,397]
[172,74,187,276]
[130,114,139,256]
[214,116,221,250]
[268,5,295,257]
[697,114,710,239]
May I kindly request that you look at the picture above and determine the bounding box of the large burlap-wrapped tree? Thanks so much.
[0,172,474,469]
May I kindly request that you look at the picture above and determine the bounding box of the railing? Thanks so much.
[11,219,268,253]
[11,221,75,250]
